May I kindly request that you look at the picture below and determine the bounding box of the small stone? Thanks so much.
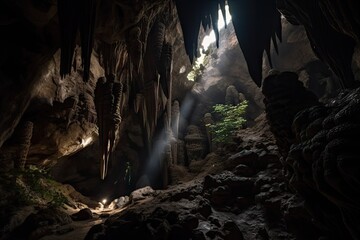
[169,225,190,240]
[116,196,130,208]
[182,214,199,230]
[234,164,254,177]
[256,227,269,240]
[192,230,206,240]
[203,175,218,191]
[222,221,243,240]
[206,229,224,239]
[208,216,221,227]
[236,197,251,210]
[166,211,179,225]
[71,208,93,221]
[130,186,154,203]
[197,200,212,218]
[155,220,171,240]
[227,150,258,168]
[211,186,232,206]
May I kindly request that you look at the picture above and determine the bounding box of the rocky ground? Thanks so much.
[82,114,322,240]
[1,114,322,240]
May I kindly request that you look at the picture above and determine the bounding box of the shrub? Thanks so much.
[208,101,248,144]
[8,165,67,207]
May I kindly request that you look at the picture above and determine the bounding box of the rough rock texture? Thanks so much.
[263,71,360,239]
[277,0,359,88]
[184,125,207,164]
[190,19,342,130]
[262,71,320,158]
[50,113,144,200]
[84,121,322,240]
[0,49,102,170]
[198,23,265,122]
[264,19,342,100]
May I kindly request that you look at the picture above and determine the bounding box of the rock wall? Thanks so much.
[263,71,360,239]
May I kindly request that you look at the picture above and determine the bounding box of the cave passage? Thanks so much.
[1,0,360,239]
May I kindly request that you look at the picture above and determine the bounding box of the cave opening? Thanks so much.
[1,0,360,239]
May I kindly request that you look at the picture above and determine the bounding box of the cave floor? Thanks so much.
[72,114,318,240]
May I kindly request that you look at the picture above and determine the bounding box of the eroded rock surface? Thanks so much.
[263,71,360,239]
[85,118,322,240]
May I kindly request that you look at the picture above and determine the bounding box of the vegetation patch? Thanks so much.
[208,101,248,144]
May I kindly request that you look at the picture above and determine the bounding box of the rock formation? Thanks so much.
[263,71,360,239]
[225,85,240,105]
[203,113,214,153]
[184,125,207,164]
[14,121,33,169]
[1,1,360,239]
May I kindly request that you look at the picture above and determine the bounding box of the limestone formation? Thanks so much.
[203,113,214,152]
[263,71,360,239]
[262,71,320,158]
[171,100,180,139]
[225,85,239,105]
[238,92,246,103]
[176,139,186,166]
[94,77,122,180]
[184,125,206,163]
[14,121,33,169]
[127,26,143,74]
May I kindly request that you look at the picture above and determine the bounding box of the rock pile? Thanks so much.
[85,138,319,240]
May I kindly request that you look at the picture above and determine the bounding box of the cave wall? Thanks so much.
[1,0,360,206]
[0,0,188,196]
[192,18,343,127]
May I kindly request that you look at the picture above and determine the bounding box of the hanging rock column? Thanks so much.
[14,121,33,170]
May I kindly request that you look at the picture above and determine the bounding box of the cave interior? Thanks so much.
[1,0,360,239]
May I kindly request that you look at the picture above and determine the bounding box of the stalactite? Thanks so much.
[277,0,357,88]
[94,74,124,180]
[94,77,113,180]
[318,0,360,42]
[228,0,281,86]
[65,96,79,129]
[159,42,172,98]
[175,0,281,86]
[127,26,143,75]
[80,0,97,82]
[98,42,120,78]
[14,121,33,170]
[175,0,226,63]
[57,0,80,78]
[58,0,97,81]
[142,20,166,143]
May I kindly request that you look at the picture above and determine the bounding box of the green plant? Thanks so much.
[187,48,211,81]
[208,101,248,144]
[8,165,67,207]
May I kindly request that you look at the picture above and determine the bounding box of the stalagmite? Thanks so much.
[203,113,214,152]
[171,100,180,139]
[225,85,240,105]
